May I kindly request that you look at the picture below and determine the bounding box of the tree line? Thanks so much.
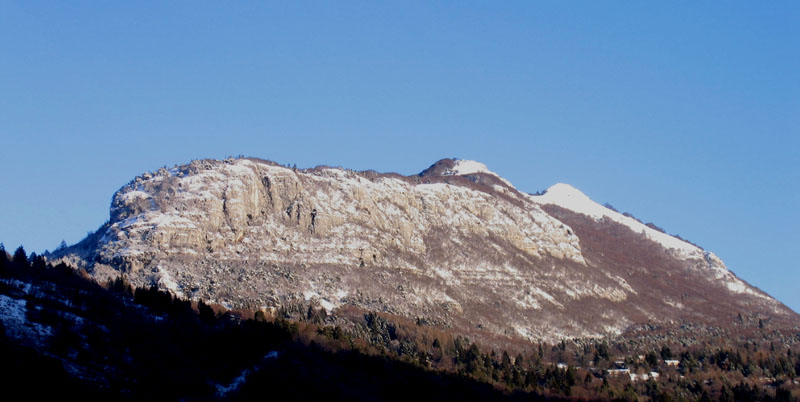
[1,243,798,401]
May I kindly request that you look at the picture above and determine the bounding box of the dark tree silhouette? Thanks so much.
[12,245,28,268]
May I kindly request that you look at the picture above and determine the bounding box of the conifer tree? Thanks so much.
[12,246,28,269]
[0,243,7,275]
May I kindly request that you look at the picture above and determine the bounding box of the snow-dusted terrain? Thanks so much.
[531,183,768,300]
[54,158,795,343]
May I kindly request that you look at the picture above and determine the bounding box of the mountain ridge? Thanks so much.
[53,157,799,344]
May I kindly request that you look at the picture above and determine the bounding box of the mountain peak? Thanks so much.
[537,183,596,212]
[419,158,490,176]
[419,158,514,187]
[445,159,493,176]
[543,183,589,199]
[52,156,796,344]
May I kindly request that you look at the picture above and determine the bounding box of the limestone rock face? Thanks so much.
[57,157,798,343]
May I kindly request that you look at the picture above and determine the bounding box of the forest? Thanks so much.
[1,244,798,401]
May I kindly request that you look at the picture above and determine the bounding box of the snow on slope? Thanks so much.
[533,184,698,257]
[52,157,795,343]
[529,183,772,300]
[443,159,515,187]
[444,160,492,176]
[0,280,53,343]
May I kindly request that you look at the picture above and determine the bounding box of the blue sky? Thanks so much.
[1,2,798,312]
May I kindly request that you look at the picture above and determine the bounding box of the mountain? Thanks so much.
[54,157,798,344]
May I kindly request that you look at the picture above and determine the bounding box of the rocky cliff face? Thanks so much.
[57,157,798,342]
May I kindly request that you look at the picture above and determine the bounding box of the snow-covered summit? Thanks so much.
[419,158,514,187]
[443,160,492,176]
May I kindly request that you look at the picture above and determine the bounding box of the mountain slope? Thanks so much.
[55,157,798,342]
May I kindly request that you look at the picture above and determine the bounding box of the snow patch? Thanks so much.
[443,160,515,187]
[121,190,151,201]
[531,182,753,300]
[532,183,700,257]
[0,294,52,342]
[216,369,251,397]
[445,160,492,176]
[514,326,532,339]
[216,349,280,397]
[303,290,336,312]
[156,267,183,297]
[319,299,335,312]
[530,287,562,307]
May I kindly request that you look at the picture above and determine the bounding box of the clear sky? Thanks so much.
[1,2,798,312]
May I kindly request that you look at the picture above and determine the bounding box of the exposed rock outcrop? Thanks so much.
[55,157,799,342]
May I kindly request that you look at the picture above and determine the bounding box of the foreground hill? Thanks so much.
[55,157,797,345]
[2,250,799,400]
